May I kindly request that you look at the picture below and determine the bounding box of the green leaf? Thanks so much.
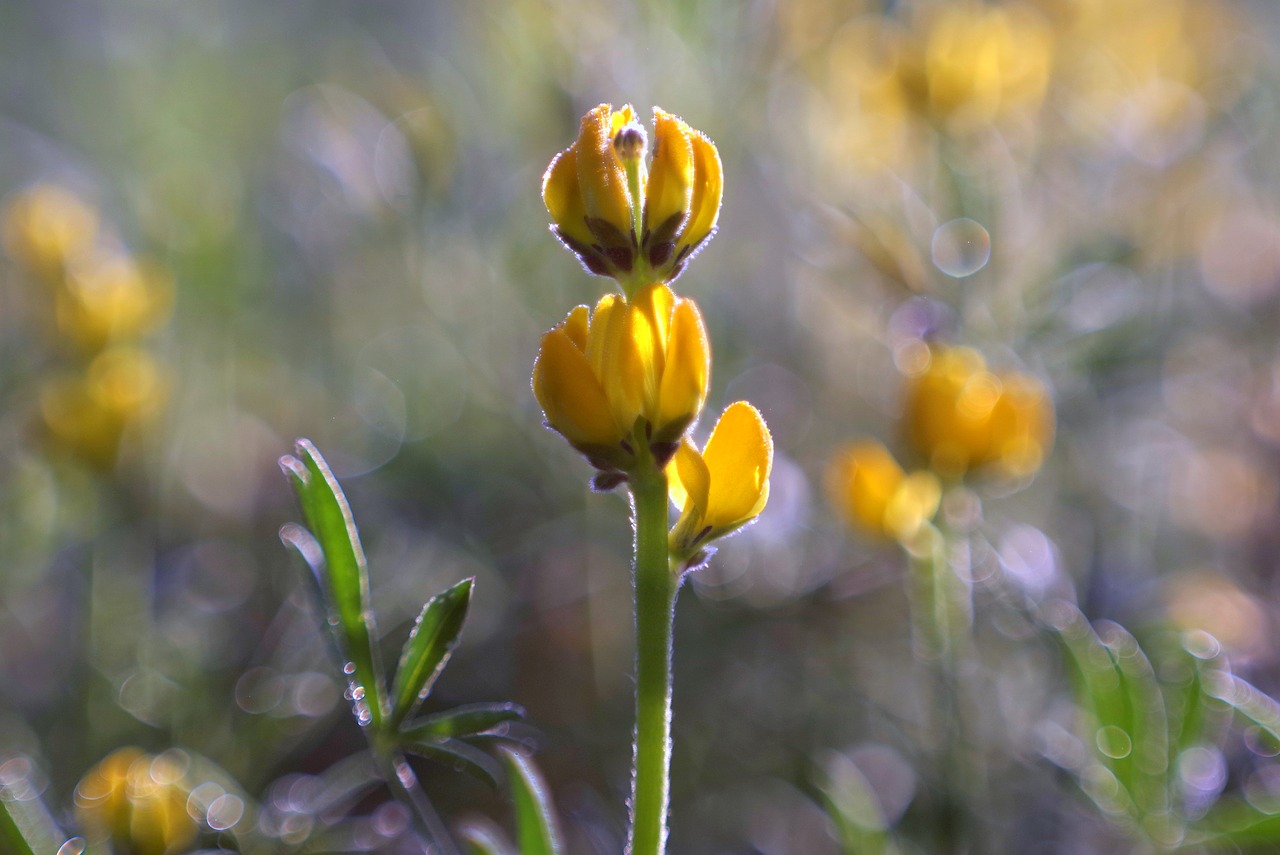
[459,818,517,855]
[1192,797,1280,848]
[280,439,385,728]
[1054,609,1170,820]
[400,702,526,741]
[400,737,503,787]
[814,752,898,855]
[389,578,474,728]
[0,799,35,855]
[1206,672,1280,745]
[499,747,562,855]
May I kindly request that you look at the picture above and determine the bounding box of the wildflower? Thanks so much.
[542,103,723,291]
[668,401,772,564]
[1,184,98,279]
[532,283,709,478]
[827,440,941,543]
[75,748,197,855]
[902,344,1052,479]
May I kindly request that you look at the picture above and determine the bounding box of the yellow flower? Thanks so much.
[75,748,197,855]
[911,2,1054,129]
[903,344,1053,478]
[542,103,723,291]
[1,184,98,280]
[827,440,941,543]
[57,251,174,352]
[533,283,709,477]
[668,402,772,561]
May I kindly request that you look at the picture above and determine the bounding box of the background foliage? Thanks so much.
[3,0,1280,852]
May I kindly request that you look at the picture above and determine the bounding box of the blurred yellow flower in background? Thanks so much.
[57,252,174,353]
[906,1,1054,130]
[903,344,1053,479]
[40,348,168,468]
[668,401,772,561]
[827,440,941,544]
[75,748,198,855]
[533,282,709,475]
[542,103,722,291]
[1,184,98,280]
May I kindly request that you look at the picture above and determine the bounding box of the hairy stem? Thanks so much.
[628,466,679,855]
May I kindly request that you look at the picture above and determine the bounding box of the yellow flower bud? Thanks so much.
[827,440,941,543]
[542,104,723,291]
[668,402,772,560]
[75,748,198,855]
[1,184,98,280]
[902,344,1053,478]
[533,284,710,477]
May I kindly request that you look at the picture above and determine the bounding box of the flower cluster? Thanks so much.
[542,104,723,294]
[535,104,770,565]
[2,185,171,468]
[829,342,1053,545]
[903,344,1053,479]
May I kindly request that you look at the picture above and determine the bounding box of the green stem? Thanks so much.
[628,466,679,855]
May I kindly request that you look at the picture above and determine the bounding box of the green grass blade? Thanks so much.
[0,798,35,855]
[1192,797,1280,849]
[389,578,474,728]
[399,702,526,741]
[499,747,562,855]
[280,439,385,728]
[401,737,504,787]
[1097,622,1171,825]
[459,818,517,855]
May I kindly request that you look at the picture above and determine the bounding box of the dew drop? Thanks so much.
[932,218,991,278]
[343,662,357,676]
[1095,725,1133,760]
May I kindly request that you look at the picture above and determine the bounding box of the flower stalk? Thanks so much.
[628,462,678,855]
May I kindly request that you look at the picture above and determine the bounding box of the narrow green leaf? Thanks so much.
[1192,797,1280,848]
[399,702,526,741]
[389,578,474,728]
[0,798,35,855]
[499,747,562,855]
[1097,621,1170,821]
[459,818,517,855]
[280,439,385,728]
[815,752,897,855]
[401,737,503,787]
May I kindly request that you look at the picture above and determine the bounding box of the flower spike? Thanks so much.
[542,104,724,293]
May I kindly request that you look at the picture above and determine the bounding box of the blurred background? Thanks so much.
[3,0,1280,852]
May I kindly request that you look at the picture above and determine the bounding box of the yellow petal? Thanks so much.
[644,108,694,239]
[701,402,772,527]
[541,146,593,247]
[533,327,622,448]
[629,283,674,415]
[588,295,645,434]
[828,440,903,536]
[680,130,723,250]
[562,304,590,351]
[655,296,709,437]
[672,438,710,515]
[576,104,633,237]
[884,470,942,542]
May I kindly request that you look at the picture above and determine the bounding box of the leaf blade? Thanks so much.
[389,578,474,728]
[281,439,384,728]
[499,747,562,855]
